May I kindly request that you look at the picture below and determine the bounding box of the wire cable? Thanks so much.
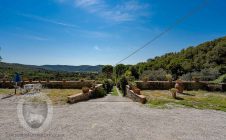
[115,0,209,65]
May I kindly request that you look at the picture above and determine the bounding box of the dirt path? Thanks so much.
[1,94,226,140]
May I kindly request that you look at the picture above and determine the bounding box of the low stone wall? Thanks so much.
[183,82,208,90]
[0,80,95,89]
[68,92,90,103]
[207,83,226,91]
[135,81,225,92]
[126,85,146,104]
[223,84,226,91]
[68,84,103,104]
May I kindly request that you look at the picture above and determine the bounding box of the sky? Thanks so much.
[0,0,225,66]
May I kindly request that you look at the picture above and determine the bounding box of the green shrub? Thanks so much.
[126,75,135,82]
[91,86,106,98]
[140,69,167,81]
[213,74,226,83]
[165,74,173,81]
[116,82,121,89]
[219,66,226,75]
[180,68,220,81]
[103,79,114,93]
[119,76,128,96]
[129,81,137,89]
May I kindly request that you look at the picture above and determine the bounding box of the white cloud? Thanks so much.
[18,13,79,28]
[75,0,100,7]
[117,1,149,11]
[74,0,150,22]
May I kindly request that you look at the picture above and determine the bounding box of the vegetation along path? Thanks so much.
[1,94,226,140]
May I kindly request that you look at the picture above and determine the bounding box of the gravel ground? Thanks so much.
[1,94,226,140]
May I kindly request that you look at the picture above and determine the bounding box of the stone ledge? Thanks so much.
[68,84,103,104]
[68,92,90,104]
[126,85,146,104]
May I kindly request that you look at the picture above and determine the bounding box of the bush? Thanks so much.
[116,82,121,89]
[103,79,114,93]
[129,81,137,89]
[119,76,128,96]
[165,74,173,81]
[140,69,167,81]
[180,68,220,81]
[126,75,135,82]
[91,86,106,98]
[180,73,192,81]
[219,66,226,75]
[213,74,226,83]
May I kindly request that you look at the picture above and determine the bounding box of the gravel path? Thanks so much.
[1,94,226,140]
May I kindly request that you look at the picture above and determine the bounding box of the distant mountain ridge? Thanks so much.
[41,65,103,72]
[0,62,103,73]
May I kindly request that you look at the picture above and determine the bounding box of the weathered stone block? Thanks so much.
[68,93,89,104]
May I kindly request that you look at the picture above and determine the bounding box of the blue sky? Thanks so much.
[0,0,225,66]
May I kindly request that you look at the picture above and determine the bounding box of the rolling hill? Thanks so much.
[135,36,226,80]
[0,62,103,73]
[0,62,103,80]
[41,65,103,72]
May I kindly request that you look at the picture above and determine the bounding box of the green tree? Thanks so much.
[130,66,139,79]
[167,59,185,79]
[103,79,114,94]
[102,65,113,78]
[115,64,126,78]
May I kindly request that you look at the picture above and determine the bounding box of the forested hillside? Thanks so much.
[135,36,226,81]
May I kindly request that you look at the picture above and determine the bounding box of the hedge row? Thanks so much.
[135,81,226,92]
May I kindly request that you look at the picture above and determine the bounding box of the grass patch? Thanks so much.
[0,89,14,94]
[142,90,226,111]
[44,89,81,105]
[111,86,118,96]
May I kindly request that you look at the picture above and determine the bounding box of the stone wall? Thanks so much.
[68,92,90,103]
[126,85,146,104]
[0,80,95,89]
[135,81,225,92]
[68,84,103,104]
[207,83,226,91]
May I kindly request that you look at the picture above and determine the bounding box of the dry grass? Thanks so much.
[44,89,81,105]
[0,88,81,105]
[0,89,14,94]
[142,90,226,111]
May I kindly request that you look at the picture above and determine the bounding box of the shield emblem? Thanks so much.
[23,101,48,128]
[17,94,53,133]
